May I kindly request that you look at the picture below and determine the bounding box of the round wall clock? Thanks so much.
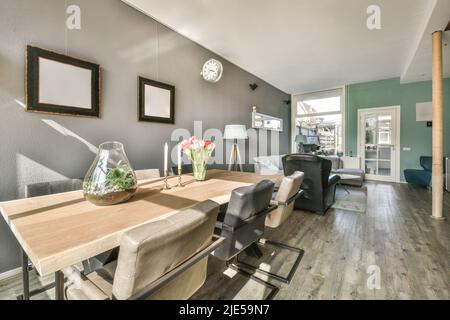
[201,58,223,83]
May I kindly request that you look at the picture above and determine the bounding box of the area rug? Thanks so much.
[331,185,367,213]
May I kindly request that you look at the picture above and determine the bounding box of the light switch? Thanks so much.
[403,147,411,151]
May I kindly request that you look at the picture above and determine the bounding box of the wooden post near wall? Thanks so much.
[431,31,444,220]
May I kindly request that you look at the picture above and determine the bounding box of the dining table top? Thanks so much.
[0,169,281,276]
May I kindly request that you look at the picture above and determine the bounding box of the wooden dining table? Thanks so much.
[0,169,281,300]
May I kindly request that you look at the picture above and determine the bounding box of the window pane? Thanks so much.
[297,96,341,115]
[377,115,392,145]
[378,161,391,176]
[365,116,377,145]
[365,160,377,175]
[378,146,391,160]
[365,145,377,160]
[295,114,342,155]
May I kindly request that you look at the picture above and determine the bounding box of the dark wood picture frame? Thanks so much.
[26,45,100,117]
[138,76,175,124]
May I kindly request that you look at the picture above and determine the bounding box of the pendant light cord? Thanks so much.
[64,0,68,55]
[156,23,160,80]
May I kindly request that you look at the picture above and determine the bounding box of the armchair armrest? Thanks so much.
[215,221,233,232]
[215,204,278,232]
[272,190,304,207]
[124,235,225,300]
[328,174,340,186]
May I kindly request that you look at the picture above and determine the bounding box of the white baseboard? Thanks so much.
[0,267,21,281]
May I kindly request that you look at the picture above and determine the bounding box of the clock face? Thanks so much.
[201,59,223,83]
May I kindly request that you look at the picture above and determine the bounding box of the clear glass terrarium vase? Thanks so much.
[83,142,138,206]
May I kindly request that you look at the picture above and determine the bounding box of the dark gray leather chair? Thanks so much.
[25,179,83,198]
[234,173,306,284]
[212,180,275,261]
[211,180,279,298]
[282,154,340,214]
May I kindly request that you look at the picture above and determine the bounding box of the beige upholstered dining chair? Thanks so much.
[63,200,221,300]
[265,171,304,228]
[135,169,161,180]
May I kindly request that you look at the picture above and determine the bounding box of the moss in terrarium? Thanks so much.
[104,161,136,192]
[83,161,137,206]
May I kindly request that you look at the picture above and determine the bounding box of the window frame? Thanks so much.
[291,87,346,155]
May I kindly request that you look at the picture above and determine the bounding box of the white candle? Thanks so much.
[164,143,168,173]
[178,144,182,171]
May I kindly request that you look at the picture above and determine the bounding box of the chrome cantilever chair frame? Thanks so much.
[235,189,305,284]
[215,203,280,300]
[111,235,225,300]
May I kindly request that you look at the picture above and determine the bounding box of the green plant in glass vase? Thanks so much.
[83,142,137,206]
[104,160,136,192]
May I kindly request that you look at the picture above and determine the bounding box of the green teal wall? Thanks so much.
[346,77,450,181]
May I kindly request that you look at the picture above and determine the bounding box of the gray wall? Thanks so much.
[0,0,290,273]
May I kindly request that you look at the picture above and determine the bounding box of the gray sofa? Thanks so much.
[254,154,364,187]
[321,156,365,187]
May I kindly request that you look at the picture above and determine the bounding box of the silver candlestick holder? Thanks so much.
[163,170,171,190]
[177,167,184,187]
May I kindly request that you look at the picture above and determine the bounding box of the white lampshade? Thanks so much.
[224,125,248,140]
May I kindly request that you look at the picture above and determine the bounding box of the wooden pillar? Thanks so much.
[432,31,444,219]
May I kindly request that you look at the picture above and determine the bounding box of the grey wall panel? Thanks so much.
[0,0,290,273]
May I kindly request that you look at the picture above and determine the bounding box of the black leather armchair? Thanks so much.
[282,154,340,214]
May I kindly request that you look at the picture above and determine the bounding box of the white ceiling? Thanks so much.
[123,0,450,94]
[401,0,450,83]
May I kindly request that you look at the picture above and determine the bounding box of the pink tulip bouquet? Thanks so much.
[180,137,216,181]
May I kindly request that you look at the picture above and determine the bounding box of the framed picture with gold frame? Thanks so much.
[26,45,100,117]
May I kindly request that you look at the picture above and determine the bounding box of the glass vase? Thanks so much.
[192,160,207,181]
[83,142,137,206]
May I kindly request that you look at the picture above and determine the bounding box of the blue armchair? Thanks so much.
[404,156,432,188]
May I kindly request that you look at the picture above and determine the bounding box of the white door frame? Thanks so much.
[357,105,401,183]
